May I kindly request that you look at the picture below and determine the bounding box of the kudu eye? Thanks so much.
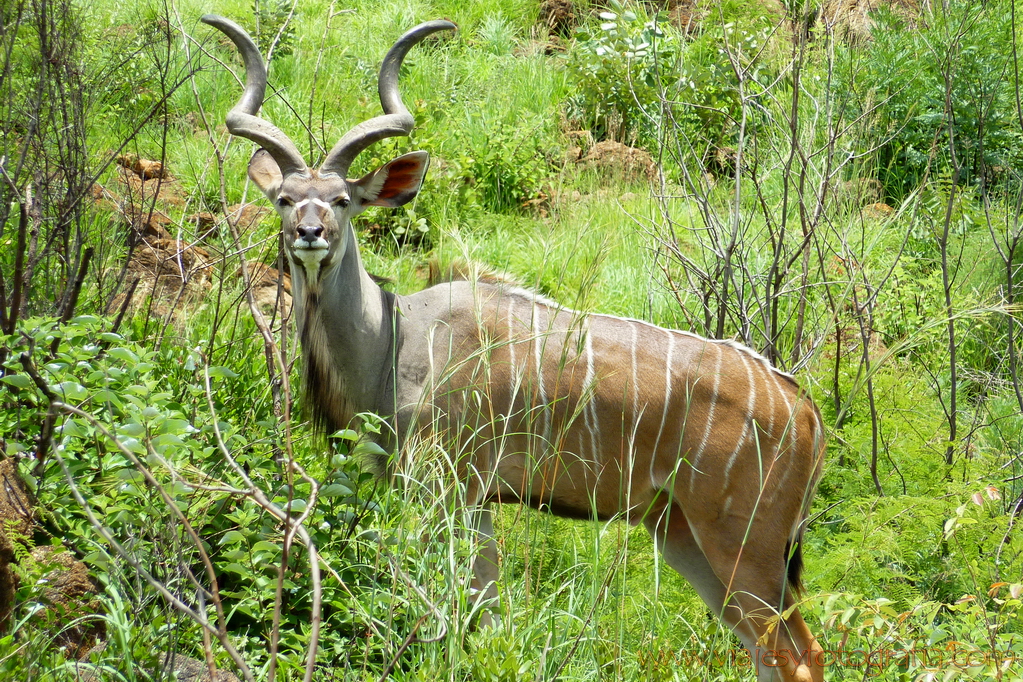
[333,197,351,209]
[277,196,293,207]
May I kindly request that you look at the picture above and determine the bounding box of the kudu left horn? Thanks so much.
[203,14,825,682]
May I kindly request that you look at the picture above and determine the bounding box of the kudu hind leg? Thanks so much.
[643,504,758,649]
[682,511,824,682]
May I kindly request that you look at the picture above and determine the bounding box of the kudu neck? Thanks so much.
[293,223,399,421]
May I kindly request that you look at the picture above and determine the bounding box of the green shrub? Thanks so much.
[834,1,1022,199]
[565,2,678,144]
[459,121,555,214]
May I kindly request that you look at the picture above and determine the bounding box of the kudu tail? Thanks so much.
[787,402,826,595]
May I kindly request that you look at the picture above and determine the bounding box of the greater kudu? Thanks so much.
[202,14,826,682]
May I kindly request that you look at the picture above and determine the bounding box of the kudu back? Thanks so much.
[203,14,826,682]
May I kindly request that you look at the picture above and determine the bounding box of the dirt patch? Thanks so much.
[92,180,173,241]
[244,262,292,317]
[92,157,187,242]
[707,146,742,178]
[861,202,895,220]
[110,239,215,319]
[821,0,919,42]
[575,140,658,184]
[564,130,595,165]
[0,460,102,656]
[663,0,702,34]
[0,459,33,630]
[189,203,272,239]
[539,0,577,37]
[27,546,105,658]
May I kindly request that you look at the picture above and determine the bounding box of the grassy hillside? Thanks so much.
[1,0,1022,680]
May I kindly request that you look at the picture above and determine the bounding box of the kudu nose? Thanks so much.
[297,225,324,242]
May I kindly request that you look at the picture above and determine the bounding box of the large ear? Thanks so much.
[352,151,429,208]
[248,148,284,198]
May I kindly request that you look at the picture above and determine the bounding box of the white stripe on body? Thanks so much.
[652,329,675,461]
[723,351,757,485]
[689,342,723,493]
[582,321,600,461]
[531,302,550,442]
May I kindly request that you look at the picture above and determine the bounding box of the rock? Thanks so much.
[116,169,186,209]
[116,154,168,180]
[189,211,218,232]
[565,130,594,155]
[156,654,242,682]
[838,177,883,205]
[76,646,241,682]
[243,262,293,317]
[708,146,741,178]
[189,203,271,239]
[226,203,271,231]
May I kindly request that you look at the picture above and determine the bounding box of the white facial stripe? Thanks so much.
[293,197,334,211]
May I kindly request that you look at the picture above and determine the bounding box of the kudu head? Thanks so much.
[201,15,455,283]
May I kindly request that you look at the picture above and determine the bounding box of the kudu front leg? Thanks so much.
[466,503,501,628]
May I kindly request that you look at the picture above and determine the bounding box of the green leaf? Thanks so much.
[56,382,88,401]
[330,429,360,442]
[118,422,146,438]
[1,374,32,389]
[59,418,87,438]
[251,541,279,554]
[320,483,353,498]
[208,366,238,379]
[352,441,388,460]
[219,531,246,546]
[157,419,194,435]
[107,347,139,365]
[93,389,123,408]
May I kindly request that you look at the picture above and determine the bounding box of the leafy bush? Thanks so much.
[0,318,392,676]
[253,0,297,59]
[565,2,678,144]
[834,1,1022,199]
[459,121,555,213]
[669,20,776,160]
